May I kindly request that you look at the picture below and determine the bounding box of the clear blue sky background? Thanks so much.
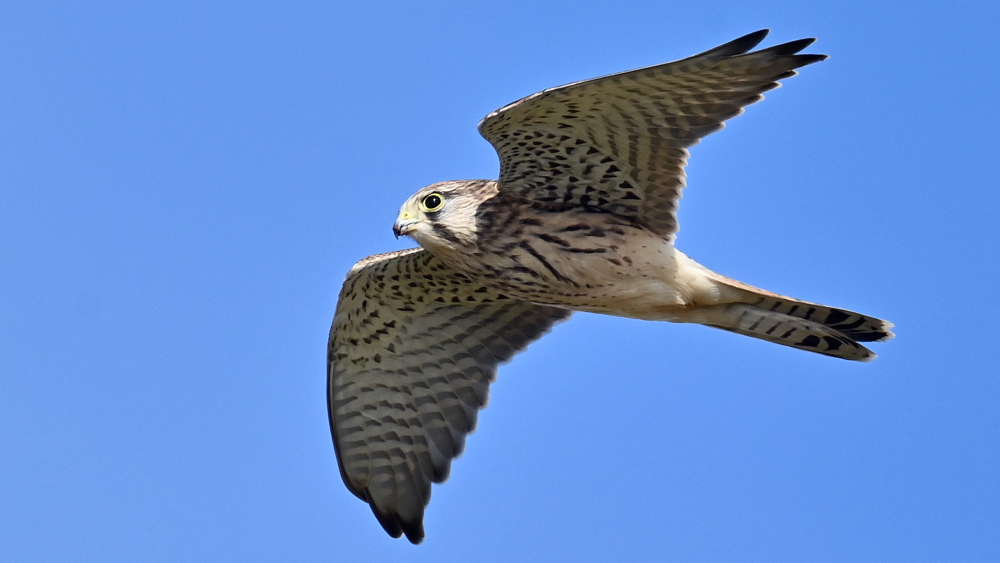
[2,1,998,561]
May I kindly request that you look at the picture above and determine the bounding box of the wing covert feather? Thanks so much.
[328,248,570,543]
[478,30,827,237]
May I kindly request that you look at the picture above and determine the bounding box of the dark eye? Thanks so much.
[420,193,444,212]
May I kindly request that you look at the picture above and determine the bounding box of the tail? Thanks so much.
[691,273,894,362]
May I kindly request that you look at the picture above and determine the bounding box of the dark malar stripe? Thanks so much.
[430,223,463,245]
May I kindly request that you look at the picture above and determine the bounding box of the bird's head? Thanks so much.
[393,180,496,251]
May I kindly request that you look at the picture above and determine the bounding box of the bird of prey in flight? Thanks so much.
[327,30,893,543]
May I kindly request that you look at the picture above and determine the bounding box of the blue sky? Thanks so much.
[2,1,998,561]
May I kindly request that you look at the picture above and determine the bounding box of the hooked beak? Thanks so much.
[393,211,417,239]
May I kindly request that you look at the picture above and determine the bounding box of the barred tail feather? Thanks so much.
[694,273,894,361]
[696,303,877,361]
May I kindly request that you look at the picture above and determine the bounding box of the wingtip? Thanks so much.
[767,37,821,56]
[794,54,828,66]
[371,511,403,540]
[744,29,771,44]
[721,29,770,55]
[365,489,427,544]
[793,37,818,49]
[403,522,426,545]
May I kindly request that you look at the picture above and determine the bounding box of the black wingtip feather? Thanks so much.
[713,29,770,57]
[739,37,827,69]
[362,480,428,544]
[366,496,427,544]
[798,54,830,65]
[767,37,818,55]
[366,493,403,539]
[402,521,426,544]
[702,32,827,72]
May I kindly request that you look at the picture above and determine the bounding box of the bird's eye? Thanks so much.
[420,193,445,212]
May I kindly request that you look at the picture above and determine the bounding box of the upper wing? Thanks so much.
[328,248,570,543]
[478,30,827,238]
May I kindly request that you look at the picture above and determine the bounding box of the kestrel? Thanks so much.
[328,30,893,543]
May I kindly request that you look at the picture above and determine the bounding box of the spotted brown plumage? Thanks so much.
[328,248,569,543]
[478,29,825,239]
[329,30,893,544]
